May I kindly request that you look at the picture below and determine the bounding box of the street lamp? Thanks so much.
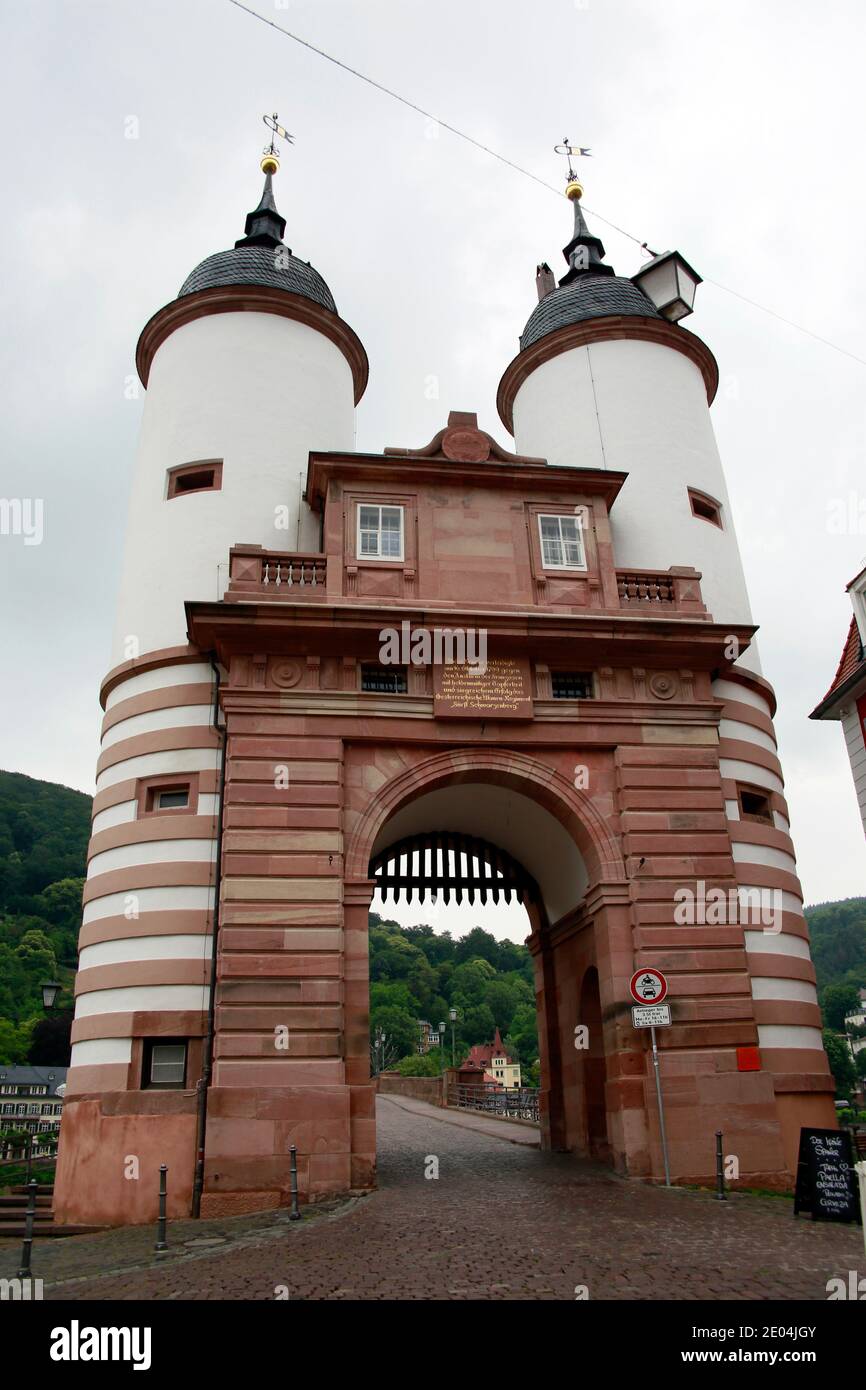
[449,1007,458,1067]
[373,1027,387,1075]
[41,981,61,1010]
[439,1020,446,1070]
[631,249,702,323]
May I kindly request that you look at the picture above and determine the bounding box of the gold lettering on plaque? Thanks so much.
[436,658,531,717]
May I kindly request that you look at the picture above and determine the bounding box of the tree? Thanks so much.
[35,877,84,928]
[369,1003,419,1063]
[822,1029,857,1098]
[451,958,496,1008]
[27,1010,73,1065]
[0,1016,32,1064]
[820,983,862,1032]
[505,1003,540,1067]
[454,927,500,968]
[456,1003,496,1050]
[0,1127,31,1159]
[485,977,531,1034]
[395,1051,442,1077]
[807,899,866,991]
[406,955,438,1016]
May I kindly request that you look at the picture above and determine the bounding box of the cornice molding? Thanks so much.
[497,315,719,433]
[136,284,369,403]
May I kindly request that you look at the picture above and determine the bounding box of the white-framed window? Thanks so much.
[357,504,404,560]
[144,1041,187,1090]
[156,788,189,811]
[538,513,586,570]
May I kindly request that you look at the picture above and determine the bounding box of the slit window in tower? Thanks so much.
[737,784,774,826]
[142,1040,188,1090]
[357,504,404,559]
[361,664,408,694]
[166,460,223,498]
[538,513,587,569]
[688,487,723,528]
[551,671,594,700]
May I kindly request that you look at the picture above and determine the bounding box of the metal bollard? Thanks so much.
[715,1130,727,1201]
[155,1164,168,1250]
[288,1144,301,1221]
[17,1179,38,1278]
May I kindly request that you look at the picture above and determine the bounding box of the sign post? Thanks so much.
[630,969,671,1187]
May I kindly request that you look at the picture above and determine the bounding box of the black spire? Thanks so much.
[559,194,614,286]
[234,172,287,250]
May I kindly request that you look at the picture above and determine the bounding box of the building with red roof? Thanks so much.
[810,565,866,837]
[466,1029,522,1089]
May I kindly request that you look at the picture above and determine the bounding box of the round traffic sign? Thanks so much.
[630,968,668,1004]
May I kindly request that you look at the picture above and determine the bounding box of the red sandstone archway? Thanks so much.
[346,747,625,894]
[345,746,628,1164]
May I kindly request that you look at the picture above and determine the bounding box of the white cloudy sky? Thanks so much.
[1,0,865,935]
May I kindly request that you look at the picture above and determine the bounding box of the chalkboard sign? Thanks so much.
[793,1128,862,1223]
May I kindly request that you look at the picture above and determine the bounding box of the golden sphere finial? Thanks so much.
[261,153,280,176]
[565,177,584,202]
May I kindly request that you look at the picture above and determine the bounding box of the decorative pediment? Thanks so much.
[384,410,545,466]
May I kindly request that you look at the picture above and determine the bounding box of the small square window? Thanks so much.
[551,671,594,700]
[361,664,408,694]
[737,785,773,825]
[167,461,223,499]
[357,504,404,560]
[143,1040,188,1090]
[138,775,197,818]
[538,514,586,570]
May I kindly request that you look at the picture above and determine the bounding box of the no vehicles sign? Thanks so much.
[629,968,668,1004]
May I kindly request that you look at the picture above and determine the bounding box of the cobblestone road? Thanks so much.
[5,1096,863,1301]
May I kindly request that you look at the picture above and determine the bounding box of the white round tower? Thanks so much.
[115,169,366,664]
[57,165,367,1222]
[496,179,828,1137]
[498,184,756,663]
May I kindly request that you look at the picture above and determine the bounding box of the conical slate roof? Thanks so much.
[177,172,337,314]
[520,190,660,351]
[521,274,661,350]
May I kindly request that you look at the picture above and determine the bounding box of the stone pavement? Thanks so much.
[2,1095,862,1301]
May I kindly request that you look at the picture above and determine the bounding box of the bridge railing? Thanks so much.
[449,1084,539,1124]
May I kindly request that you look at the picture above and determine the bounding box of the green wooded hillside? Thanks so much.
[368,914,540,1077]
[0,769,90,1061]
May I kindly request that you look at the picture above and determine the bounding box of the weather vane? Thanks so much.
[554,138,591,200]
[261,112,294,175]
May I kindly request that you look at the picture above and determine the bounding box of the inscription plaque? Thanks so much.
[433,657,532,719]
